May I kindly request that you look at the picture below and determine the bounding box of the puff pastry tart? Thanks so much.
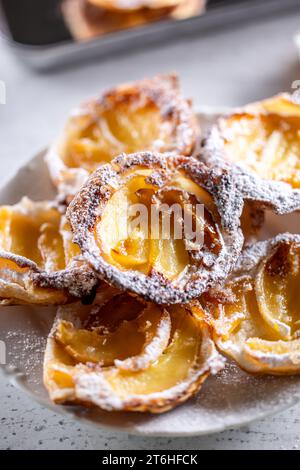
[207,94,300,185]
[67,151,244,304]
[202,114,300,216]
[88,0,183,11]
[62,0,173,41]
[44,286,223,412]
[63,0,205,41]
[46,74,198,201]
[0,198,97,305]
[204,233,300,374]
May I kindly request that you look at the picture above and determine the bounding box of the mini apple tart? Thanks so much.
[201,122,300,216]
[208,94,300,188]
[204,94,300,184]
[0,197,97,305]
[88,0,183,11]
[44,287,223,412]
[204,233,300,375]
[62,0,205,42]
[62,0,175,41]
[67,151,244,304]
[46,74,198,200]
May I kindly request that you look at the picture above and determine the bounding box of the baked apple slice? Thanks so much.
[67,152,243,304]
[54,296,171,371]
[46,74,198,201]
[0,198,97,304]
[255,235,300,341]
[44,287,223,412]
[204,233,300,374]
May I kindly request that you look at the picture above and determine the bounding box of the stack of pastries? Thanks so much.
[2,74,300,414]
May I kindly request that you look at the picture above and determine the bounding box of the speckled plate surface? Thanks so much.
[1,109,300,437]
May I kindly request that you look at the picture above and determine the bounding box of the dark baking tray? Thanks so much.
[0,0,299,70]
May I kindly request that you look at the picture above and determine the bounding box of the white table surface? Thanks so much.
[1,7,300,450]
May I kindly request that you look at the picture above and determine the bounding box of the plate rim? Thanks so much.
[2,364,300,438]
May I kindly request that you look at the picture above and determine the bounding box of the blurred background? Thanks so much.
[1,0,300,450]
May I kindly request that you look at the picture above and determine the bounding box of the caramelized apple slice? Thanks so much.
[256,239,300,340]
[68,152,243,304]
[0,198,97,304]
[149,238,189,280]
[112,233,150,269]
[73,306,223,413]
[44,290,223,412]
[54,299,171,370]
[46,74,197,201]
[205,234,300,374]
[98,174,153,272]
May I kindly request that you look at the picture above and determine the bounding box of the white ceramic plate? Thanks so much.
[1,109,300,437]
